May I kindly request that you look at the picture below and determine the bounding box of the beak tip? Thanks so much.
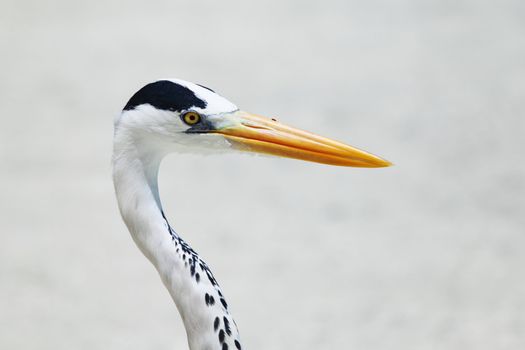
[351,152,392,168]
[369,158,393,168]
[377,159,393,168]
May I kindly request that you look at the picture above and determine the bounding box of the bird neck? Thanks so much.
[112,132,242,350]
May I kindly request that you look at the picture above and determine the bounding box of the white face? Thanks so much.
[115,79,241,153]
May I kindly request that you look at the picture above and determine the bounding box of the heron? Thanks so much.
[112,79,390,350]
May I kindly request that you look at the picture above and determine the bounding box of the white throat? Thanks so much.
[112,128,242,350]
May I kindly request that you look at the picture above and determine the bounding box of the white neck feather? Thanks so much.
[112,130,242,350]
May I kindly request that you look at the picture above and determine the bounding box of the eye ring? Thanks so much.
[182,111,201,125]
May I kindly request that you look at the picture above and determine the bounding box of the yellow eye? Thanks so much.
[182,112,201,125]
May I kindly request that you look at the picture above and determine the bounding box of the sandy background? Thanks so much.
[1,0,524,349]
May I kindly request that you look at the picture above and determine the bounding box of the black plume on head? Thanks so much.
[123,80,207,112]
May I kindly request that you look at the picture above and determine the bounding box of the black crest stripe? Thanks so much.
[123,80,207,112]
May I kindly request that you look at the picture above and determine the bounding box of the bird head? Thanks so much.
[115,79,391,167]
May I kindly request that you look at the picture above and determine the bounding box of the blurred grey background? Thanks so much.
[1,0,524,349]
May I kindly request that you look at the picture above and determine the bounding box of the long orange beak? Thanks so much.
[211,111,391,167]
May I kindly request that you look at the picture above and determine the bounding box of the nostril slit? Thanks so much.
[245,123,271,131]
[271,118,277,122]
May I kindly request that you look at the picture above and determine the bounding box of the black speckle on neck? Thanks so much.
[123,80,207,112]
